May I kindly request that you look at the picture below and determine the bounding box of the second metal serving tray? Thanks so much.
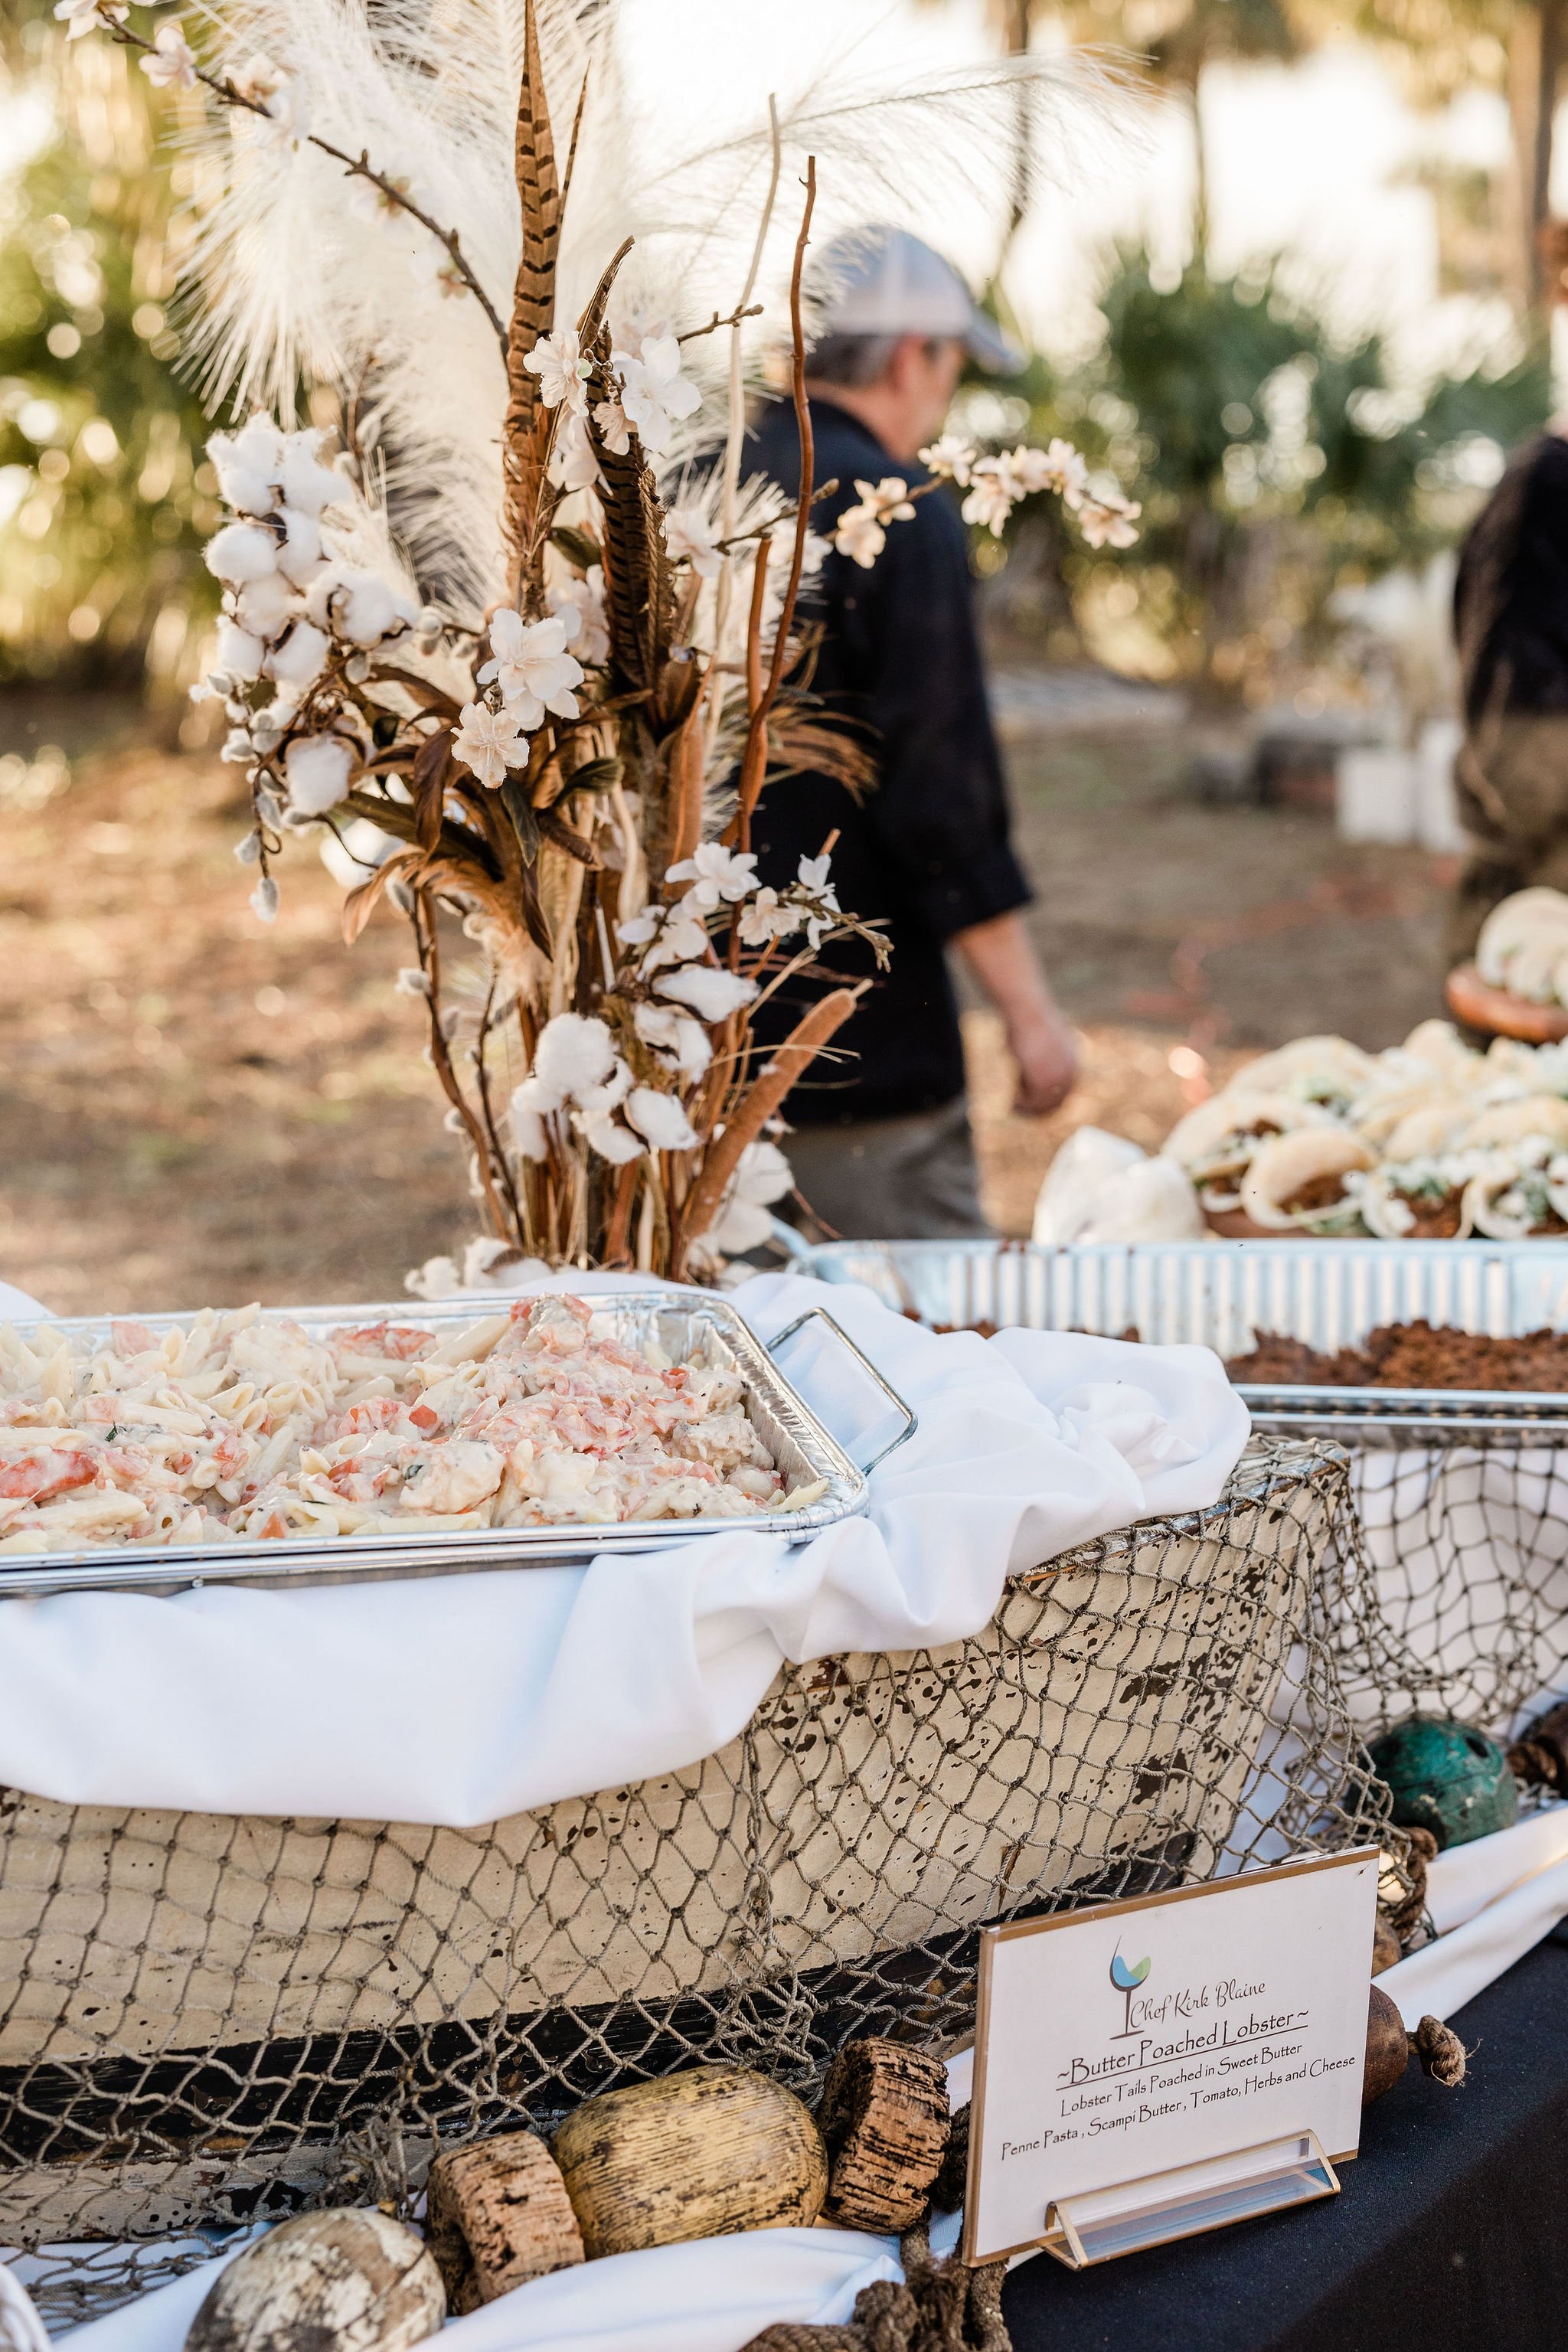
[0,1289,915,1599]
[791,1235,1568,1437]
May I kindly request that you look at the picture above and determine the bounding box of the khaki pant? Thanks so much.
[1450,713,1568,965]
[783,1098,991,1242]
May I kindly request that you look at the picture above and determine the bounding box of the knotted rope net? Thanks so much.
[0,1436,1388,2329]
[1243,1398,1568,1734]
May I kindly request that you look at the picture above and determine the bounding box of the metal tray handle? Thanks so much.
[765,1306,919,1475]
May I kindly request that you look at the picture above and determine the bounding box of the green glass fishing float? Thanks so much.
[1367,1715,1518,1850]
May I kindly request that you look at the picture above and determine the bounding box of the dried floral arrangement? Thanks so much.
[66,0,1137,1284]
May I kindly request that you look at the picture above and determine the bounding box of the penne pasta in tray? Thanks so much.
[0,1291,868,1597]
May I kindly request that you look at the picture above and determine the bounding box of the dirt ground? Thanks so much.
[0,691,1459,1313]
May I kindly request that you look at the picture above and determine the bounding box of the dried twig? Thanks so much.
[474,979,526,1242]
[706,93,784,771]
[678,302,765,345]
[416,892,516,1243]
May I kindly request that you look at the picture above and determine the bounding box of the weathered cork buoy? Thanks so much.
[550,2065,828,2259]
[185,2209,444,2352]
[817,2038,951,2232]
[426,2129,583,2311]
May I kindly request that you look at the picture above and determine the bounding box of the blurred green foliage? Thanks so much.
[0,15,218,694]
[0,6,1551,705]
[966,249,1550,687]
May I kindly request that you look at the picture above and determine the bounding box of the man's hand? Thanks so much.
[1007,1002,1080,1116]
[952,908,1080,1119]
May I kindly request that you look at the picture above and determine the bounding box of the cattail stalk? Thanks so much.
[677,985,860,1263]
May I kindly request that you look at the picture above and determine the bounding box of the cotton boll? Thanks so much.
[284,733,354,816]
[214,618,266,681]
[276,432,343,518]
[576,1059,633,1119]
[627,1086,699,1151]
[634,1002,714,1079]
[509,1075,564,1161]
[235,569,299,639]
[655,965,759,1021]
[534,1011,616,1098]
[209,450,277,518]
[229,413,286,479]
[313,570,417,648]
[275,508,323,587]
[670,1016,713,1078]
[581,1114,645,1165]
[206,521,280,585]
[407,1254,462,1300]
[266,620,331,687]
[336,574,403,646]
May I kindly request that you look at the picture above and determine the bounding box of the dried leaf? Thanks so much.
[341,848,419,946]
[654,649,702,733]
[765,704,877,802]
[537,807,601,865]
[567,756,625,795]
[550,524,603,573]
[500,774,541,862]
[412,726,455,852]
[518,860,554,959]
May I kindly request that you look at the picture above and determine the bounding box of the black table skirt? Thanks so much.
[1003,1927,1568,2352]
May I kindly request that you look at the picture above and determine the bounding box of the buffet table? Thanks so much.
[1004,1928,1568,2352]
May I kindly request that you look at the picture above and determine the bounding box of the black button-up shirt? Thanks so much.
[744,394,1031,1125]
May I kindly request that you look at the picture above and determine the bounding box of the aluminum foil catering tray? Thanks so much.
[0,1290,911,1599]
[793,1235,1568,1443]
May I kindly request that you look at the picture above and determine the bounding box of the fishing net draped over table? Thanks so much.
[0,1436,1387,2328]
[799,1238,1568,1741]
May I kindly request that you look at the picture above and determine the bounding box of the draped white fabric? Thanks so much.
[0,1275,1249,1826]
[1380,1802,1568,2027]
[58,2227,906,2352]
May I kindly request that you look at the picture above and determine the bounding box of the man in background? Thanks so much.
[1450,424,1568,962]
[746,225,1079,1242]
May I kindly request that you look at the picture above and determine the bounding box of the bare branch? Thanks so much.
[677,302,764,345]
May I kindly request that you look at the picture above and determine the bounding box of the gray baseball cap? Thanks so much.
[807,225,1024,374]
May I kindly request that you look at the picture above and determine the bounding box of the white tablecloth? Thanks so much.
[0,1274,1249,1826]
[1380,1802,1568,2027]
[59,2227,907,2352]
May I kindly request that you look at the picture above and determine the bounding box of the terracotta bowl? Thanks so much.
[1446,963,1568,1044]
